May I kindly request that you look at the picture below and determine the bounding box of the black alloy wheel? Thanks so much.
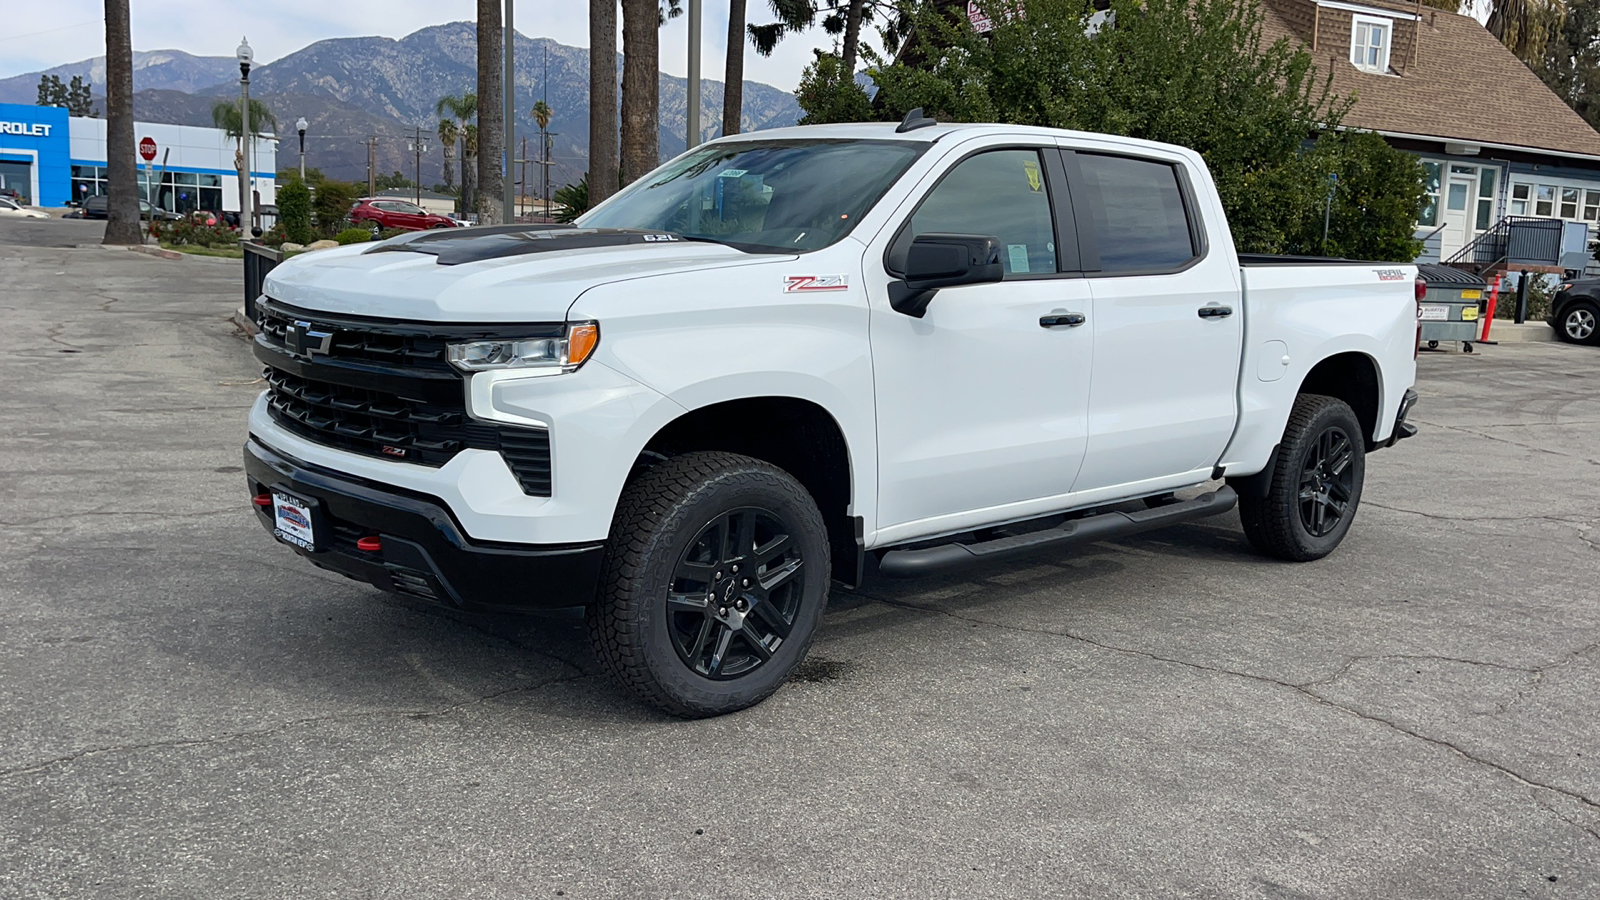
[667,507,805,679]
[1299,425,1356,538]
[589,452,831,717]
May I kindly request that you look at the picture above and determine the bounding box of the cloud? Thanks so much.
[0,0,850,92]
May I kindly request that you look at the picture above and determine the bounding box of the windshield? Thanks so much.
[578,139,924,252]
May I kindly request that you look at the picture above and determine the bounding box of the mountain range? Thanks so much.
[0,23,803,190]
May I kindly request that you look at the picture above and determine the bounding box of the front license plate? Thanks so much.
[272,491,317,550]
[1420,305,1450,321]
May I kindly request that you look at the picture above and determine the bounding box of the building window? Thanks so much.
[1418,161,1441,226]
[1585,190,1600,222]
[1512,183,1530,215]
[1351,16,1391,73]
[1536,184,1556,217]
[1477,167,1497,230]
[1561,187,1580,219]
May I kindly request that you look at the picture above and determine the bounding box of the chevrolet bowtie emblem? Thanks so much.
[286,320,334,356]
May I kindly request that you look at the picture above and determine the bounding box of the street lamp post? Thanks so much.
[687,0,702,150]
[296,116,308,182]
[237,37,253,234]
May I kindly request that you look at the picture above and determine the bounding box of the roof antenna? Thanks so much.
[896,107,938,133]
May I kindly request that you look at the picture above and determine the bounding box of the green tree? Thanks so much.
[437,93,477,210]
[1537,0,1600,130]
[857,0,1420,257]
[554,173,590,222]
[36,74,97,116]
[795,51,873,125]
[311,180,359,235]
[212,97,278,221]
[1489,0,1566,66]
[276,177,314,244]
[374,170,414,191]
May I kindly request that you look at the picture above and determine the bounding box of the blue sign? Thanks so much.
[0,102,71,207]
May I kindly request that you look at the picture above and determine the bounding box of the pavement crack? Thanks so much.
[0,506,241,528]
[857,591,1600,816]
[0,672,598,780]
[1415,419,1600,468]
[1362,501,1592,525]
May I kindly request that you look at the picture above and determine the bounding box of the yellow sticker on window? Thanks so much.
[1461,306,1479,321]
[1023,159,1043,193]
[1460,290,1482,300]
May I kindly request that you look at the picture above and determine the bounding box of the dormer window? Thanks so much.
[1351,15,1391,73]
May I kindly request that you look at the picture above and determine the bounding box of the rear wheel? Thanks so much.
[588,452,830,717]
[1236,394,1366,561]
[1557,301,1599,344]
[365,218,383,236]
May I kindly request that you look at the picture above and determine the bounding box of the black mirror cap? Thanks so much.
[890,233,1005,317]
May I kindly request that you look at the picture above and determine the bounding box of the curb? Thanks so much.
[128,244,182,260]
[1482,322,1555,343]
[233,306,257,337]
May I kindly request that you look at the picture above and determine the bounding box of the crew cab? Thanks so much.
[244,117,1419,717]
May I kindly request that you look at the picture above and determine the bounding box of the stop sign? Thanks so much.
[139,137,156,161]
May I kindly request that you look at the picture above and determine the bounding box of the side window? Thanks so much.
[1075,153,1198,274]
[907,149,1058,277]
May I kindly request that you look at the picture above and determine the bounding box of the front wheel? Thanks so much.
[588,452,831,717]
[1235,394,1366,561]
[1556,301,1599,344]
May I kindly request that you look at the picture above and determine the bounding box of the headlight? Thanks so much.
[446,322,599,373]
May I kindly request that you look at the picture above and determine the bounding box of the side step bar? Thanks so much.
[876,486,1238,578]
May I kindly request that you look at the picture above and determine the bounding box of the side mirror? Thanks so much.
[890,233,1005,317]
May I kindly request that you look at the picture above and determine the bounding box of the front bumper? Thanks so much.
[245,437,604,610]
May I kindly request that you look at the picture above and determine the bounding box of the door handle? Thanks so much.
[1039,313,1087,328]
[1197,305,1234,319]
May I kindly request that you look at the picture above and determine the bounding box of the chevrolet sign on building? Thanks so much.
[0,101,275,212]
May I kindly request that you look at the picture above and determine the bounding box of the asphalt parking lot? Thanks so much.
[2,219,1597,899]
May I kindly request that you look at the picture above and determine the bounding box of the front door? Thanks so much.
[1063,147,1243,496]
[869,145,1095,542]
[1438,171,1475,259]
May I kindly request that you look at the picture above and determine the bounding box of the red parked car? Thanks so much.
[348,198,457,233]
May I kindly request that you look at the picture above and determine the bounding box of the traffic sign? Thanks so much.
[139,137,156,161]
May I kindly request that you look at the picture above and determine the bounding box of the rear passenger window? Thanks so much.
[908,149,1058,277]
[1076,154,1198,273]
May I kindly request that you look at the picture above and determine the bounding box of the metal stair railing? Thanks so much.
[1445,216,1564,272]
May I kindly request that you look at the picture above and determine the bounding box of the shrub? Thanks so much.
[312,180,359,232]
[335,227,373,245]
[259,222,288,247]
[276,178,314,245]
[378,227,408,240]
[154,218,240,248]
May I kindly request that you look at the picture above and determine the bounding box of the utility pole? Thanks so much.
[687,0,702,149]
[519,134,528,220]
[543,131,552,214]
[366,136,377,198]
[410,126,427,205]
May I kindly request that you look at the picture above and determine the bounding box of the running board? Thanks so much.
[876,486,1238,578]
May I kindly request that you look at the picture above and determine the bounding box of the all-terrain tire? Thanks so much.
[1236,394,1366,562]
[587,452,830,717]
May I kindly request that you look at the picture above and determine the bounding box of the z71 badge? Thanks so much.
[784,275,849,293]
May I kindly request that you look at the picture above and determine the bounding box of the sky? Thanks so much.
[0,0,848,91]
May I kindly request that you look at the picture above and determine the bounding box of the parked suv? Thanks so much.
[81,195,182,221]
[348,198,456,233]
[1550,278,1600,345]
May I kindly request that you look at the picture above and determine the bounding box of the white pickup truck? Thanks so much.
[245,116,1420,716]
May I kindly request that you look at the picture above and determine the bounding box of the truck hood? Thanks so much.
[261,227,792,322]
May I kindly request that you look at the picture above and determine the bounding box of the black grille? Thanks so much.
[255,298,556,497]
[257,303,454,371]
[264,367,495,467]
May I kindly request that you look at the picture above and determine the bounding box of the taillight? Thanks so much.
[1415,276,1425,359]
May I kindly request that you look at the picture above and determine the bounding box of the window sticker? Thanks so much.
[1008,244,1031,273]
[717,168,748,178]
[1023,159,1043,193]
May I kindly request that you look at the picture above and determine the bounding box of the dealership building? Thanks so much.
[0,102,275,213]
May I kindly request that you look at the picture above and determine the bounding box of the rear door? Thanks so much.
[867,141,1095,541]
[1060,146,1243,495]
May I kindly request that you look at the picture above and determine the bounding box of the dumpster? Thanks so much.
[1417,264,1486,353]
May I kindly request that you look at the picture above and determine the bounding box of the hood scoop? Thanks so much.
[366,225,695,266]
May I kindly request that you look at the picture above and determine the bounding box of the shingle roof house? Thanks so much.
[1256,0,1600,263]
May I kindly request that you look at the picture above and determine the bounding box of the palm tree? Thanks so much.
[476,0,505,225]
[462,123,479,215]
[530,99,554,209]
[553,173,588,223]
[436,93,477,211]
[436,118,459,195]
[212,98,277,220]
[589,0,619,206]
[620,0,660,184]
[723,0,747,137]
[102,0,141,245]
[531,99,553,133]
